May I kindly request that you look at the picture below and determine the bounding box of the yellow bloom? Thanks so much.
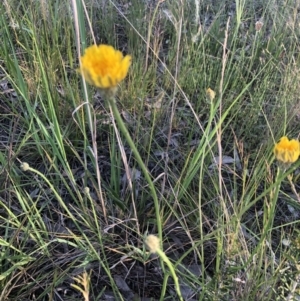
[145,235,160,253]
[79,44,131,89]
[206,88,216,101]
[21,162,30,171]
[274,136,300,165]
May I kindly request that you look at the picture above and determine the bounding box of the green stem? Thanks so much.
[267,168,282,228]
[157,248,183,301]
[253,167,282,263]
[108,98,162,242]
[160,274,168,301]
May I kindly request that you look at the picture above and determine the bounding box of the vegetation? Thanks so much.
[1,0,300,300]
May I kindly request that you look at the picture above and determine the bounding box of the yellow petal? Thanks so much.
[274,136,300,164]
[79,44,131,89]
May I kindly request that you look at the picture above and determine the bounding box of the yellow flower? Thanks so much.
[206,88,216,101]
[21,162,30,171]
[79,44,131,89]
[274,136,300,165]
[145,235,160,253]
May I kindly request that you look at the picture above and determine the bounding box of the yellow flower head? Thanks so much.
[79,44,131,89]
[274,136,300,165]
[145,235,160,254]
[206,88,216,101]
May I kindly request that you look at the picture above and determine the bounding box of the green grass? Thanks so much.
[1,0,300,300]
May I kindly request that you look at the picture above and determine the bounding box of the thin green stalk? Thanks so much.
[247,167,283,268]
[160,274,168,301]
[266,168,282,231]
[146,235,183,300]
[71,0,107,224]
[108,99,162,242]
[156,248,183,301]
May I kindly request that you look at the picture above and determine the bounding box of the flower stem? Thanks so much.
[268,168,282,226]
[156,248,183,301]
[108,98,162,242]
